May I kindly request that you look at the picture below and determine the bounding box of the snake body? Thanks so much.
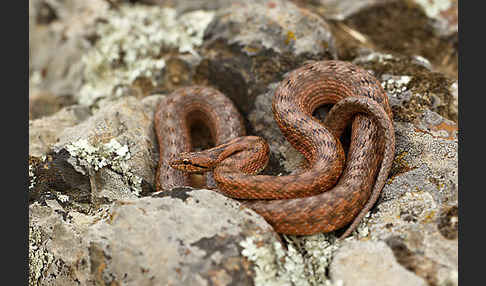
[155,60,395,238]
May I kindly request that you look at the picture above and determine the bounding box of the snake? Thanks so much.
[154,60,395,238]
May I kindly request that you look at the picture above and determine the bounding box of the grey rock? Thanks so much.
[209,0,336,57]
[307,0,394,20]
[448,80,458,122]
[29,0,107,98]
[248,83,306,174]
[380,119,457,205]
[29,189,278,285]
[329,240,427,286]
[246,79,457,286]
[353,52,457,123]
[349,115,458,286]
[411,0,458,37]
[29,105,91,156]
[50,95,163,200]
[29,1,458,285]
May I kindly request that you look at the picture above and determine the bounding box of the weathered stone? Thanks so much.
[353,53,457,123]
[29,104,91,156]
[411,0,458,37]
[29,0,107,98]
[29,1,458,285]
[195,0,337,116]
[329,240,427,286]
[50,96,162,200]
[29,189,278,285]
[358,117,458,286]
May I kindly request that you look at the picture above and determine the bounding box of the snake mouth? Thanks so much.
[191,163,209,170]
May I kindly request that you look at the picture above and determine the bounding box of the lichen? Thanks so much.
[355,52,394,64]
[29,163,36,191]
[413,0,453,19]
[78,4,214,105]
[29,155,46,192]
[29,225,54,286]
[381,75,412,94]
[65,138,142,195]
[354,212,371,239]
[240,233,343,286]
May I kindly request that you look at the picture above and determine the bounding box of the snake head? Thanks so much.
[169,152,214,173]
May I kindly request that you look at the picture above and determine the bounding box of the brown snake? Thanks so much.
[154,60,395,238]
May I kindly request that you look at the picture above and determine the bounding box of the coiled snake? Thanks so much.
[154,60,395,238]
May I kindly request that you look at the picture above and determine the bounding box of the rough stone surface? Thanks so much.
[354,52,457,123]
[29,1,458,286]
[29,104,92,156]
[209,0,336,57]
[29,189,278,285]
[29,0,107,98]
[293,0,394,21]
[362,118,458,286]
[51,96,162,200]
[192,0,337,117]
[329,240,427,286]
[412,0,458,36]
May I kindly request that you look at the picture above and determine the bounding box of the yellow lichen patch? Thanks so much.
[414,119,457,140]
[243,45,260,54]
[430,121,458,140]
[421,210,437,224]
[285,31,296,45]
[388,151,416,183]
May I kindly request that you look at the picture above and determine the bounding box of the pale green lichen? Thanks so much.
[288,234,343,286]
[65,138,142,195]
[56,194,70,203]
[381,75,412,94]
[354,212,371,239]
[355,52,394,64]
[29,163,36,191]
[29,225,54,286]
[413,0,452,19]
[29,155,47,192]
[240,233,343,286]
[78,4,214,105]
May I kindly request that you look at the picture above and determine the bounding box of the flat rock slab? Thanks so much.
[29,189,279,285]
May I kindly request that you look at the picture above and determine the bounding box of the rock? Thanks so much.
[29,189,279,285]
[329,240,427,286]
[29,1,458,285]
[353,52,457,123]
[411,0,458,37]
[29,95,163,205]
[319,0,458,78]
[293,0,395,21]
[291,0,457,39]
[29,91,77,120]
[355,115,458,286]
[52,95,162,200]
[29,0,107,98]
[75,3,214,106]
[29,104,91,156]
[207,0,336,57]
[195,0,337,116]
[246,78,458,286]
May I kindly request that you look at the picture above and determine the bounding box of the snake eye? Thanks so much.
[182,159,190,165]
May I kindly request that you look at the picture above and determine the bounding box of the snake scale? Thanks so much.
[154,60,395,238]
